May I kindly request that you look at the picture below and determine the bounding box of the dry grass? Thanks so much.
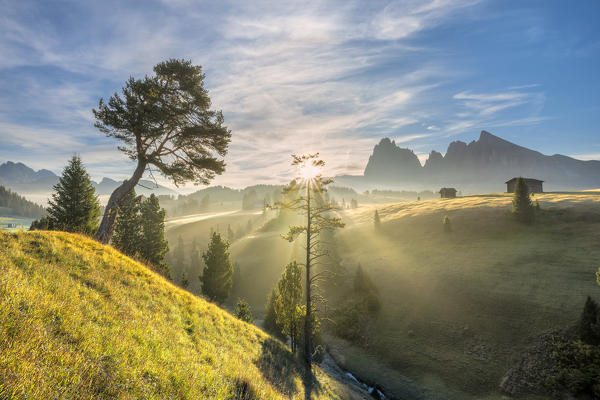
[0,231,348,400]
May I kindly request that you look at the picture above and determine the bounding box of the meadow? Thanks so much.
[0,230,358,399]
[171,191,600,399]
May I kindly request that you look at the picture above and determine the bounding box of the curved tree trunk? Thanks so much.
[95,161,147,244]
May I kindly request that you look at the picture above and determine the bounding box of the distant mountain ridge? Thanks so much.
[0,161,177,199]
[340,131,600,192]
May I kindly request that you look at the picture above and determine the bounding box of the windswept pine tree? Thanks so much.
[92,59,231,243]
[139,194,170,278]
[512,177,535,224]
[201,232,233,304]
[47,156,100,235]
[112,187,142,258]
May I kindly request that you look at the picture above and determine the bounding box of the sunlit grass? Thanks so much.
[0,231,348,400]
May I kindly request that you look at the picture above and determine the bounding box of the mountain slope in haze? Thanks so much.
[341,131,600,192]
[0,161,177,198]
[0,231,352,400]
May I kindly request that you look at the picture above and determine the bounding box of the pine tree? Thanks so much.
[139,194,170,278]
[112,187,142,258]
[512,177,535,224]
[201,232,233,304]
[579,296,600,345]
[374,210,382,232]
[190,237,202,281]
[274,261,303,353]
[47,156,100,234]
[227,224,234,242]
[443,215,452,233]
[235,299,253,323]
[263,288,286,340]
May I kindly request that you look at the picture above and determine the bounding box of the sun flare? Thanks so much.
[298,162,321,180]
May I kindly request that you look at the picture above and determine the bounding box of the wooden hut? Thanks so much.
[439,188,457,198]
[505,178,544,193]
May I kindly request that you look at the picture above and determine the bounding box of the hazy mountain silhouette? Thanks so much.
[0,161,177,197]
[338,131,600,192]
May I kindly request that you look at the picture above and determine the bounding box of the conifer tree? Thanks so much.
[227,224,234,242]
[275,261,303,353]
[512,177,535,224]
[579,296,600,345]
[277,153,344,371]
[374,209,382,232]
[112,187,142,257]
[139,194,170,278]
[263,288,286,340]
[93,59,231,244]
[190,237,202,280]
[47,155,100,235]
[201,232,233,304]
[235,299,253,323]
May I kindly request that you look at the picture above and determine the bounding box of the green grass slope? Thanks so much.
[0,231,351,400]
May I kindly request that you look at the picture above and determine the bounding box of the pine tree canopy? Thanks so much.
[47,155,100,235]
[201,232,233,304]
[93,59,231,244]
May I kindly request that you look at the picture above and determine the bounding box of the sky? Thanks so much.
[1,0,599,190]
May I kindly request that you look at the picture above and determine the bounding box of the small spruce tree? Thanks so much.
[47,155,100,234]
[139,194,170,278]
[112,187,142,258]
[263,288,286,340]
[374,209,382,232]
[579,296,600,345]
[512,177,535,224]
[443,215,452,233]
[201,232,233,304]
[235,299,253,323]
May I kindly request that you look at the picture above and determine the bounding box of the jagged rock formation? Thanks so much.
[344,131,600,192]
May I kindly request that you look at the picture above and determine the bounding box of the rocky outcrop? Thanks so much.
[358,130,600,191]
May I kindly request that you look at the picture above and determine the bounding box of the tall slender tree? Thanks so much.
[111,187,142,257]
[92,59,231,243]
[277,153,344,372]
[139,194,170,278]
[374,209,382,232]
[201,232,233,304]
[47,156,100,235]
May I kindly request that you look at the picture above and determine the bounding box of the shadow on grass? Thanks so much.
[233,378,259,400]
[254,338,322,399]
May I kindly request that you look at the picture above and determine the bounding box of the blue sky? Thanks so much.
[1,0,599,189]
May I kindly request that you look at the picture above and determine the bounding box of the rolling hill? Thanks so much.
[0,230,359,400]
[206,191,600,399]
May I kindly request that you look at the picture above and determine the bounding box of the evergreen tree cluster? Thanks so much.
[0,186,46,218]
[334,265,381,344]
[31,156,100,235]
[512,177,535,224]
[112,191,171,279]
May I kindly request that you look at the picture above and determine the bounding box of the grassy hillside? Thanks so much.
[0,231,354,400]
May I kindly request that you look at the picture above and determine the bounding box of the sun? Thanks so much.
[298,162,321,180]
